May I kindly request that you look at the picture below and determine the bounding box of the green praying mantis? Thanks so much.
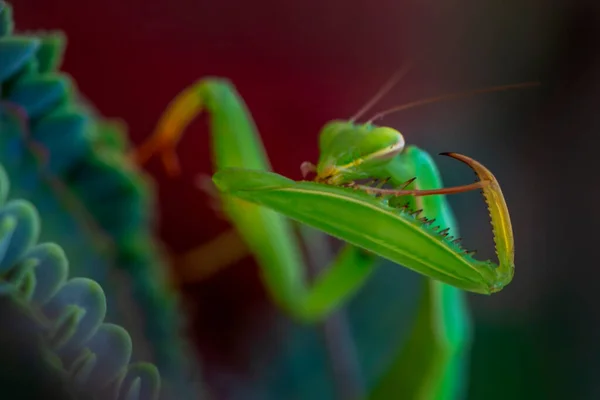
[130,73,536,323]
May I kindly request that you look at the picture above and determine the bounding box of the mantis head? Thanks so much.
[301,120,405,185]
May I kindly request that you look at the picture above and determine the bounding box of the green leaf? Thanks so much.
[0,2,14,37]
[0,37,39,82]
[36,33,66,73]
[6,74,70,117]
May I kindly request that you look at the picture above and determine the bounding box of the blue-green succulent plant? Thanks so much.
[0,2,203,398]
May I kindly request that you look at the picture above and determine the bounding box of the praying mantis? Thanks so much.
[128,70,537,400]
[131,73,535,322]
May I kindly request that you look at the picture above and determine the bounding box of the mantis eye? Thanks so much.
[362,127,405,162]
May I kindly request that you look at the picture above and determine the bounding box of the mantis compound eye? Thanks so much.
[365,127,405,162]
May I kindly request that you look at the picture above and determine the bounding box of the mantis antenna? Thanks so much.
[365,81,541,124]
[349,61,415,123]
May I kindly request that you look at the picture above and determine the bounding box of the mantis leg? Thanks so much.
[134,78,375,322]
[370,145,471,400]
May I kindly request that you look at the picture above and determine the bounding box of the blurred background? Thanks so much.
[11,0,600,399]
